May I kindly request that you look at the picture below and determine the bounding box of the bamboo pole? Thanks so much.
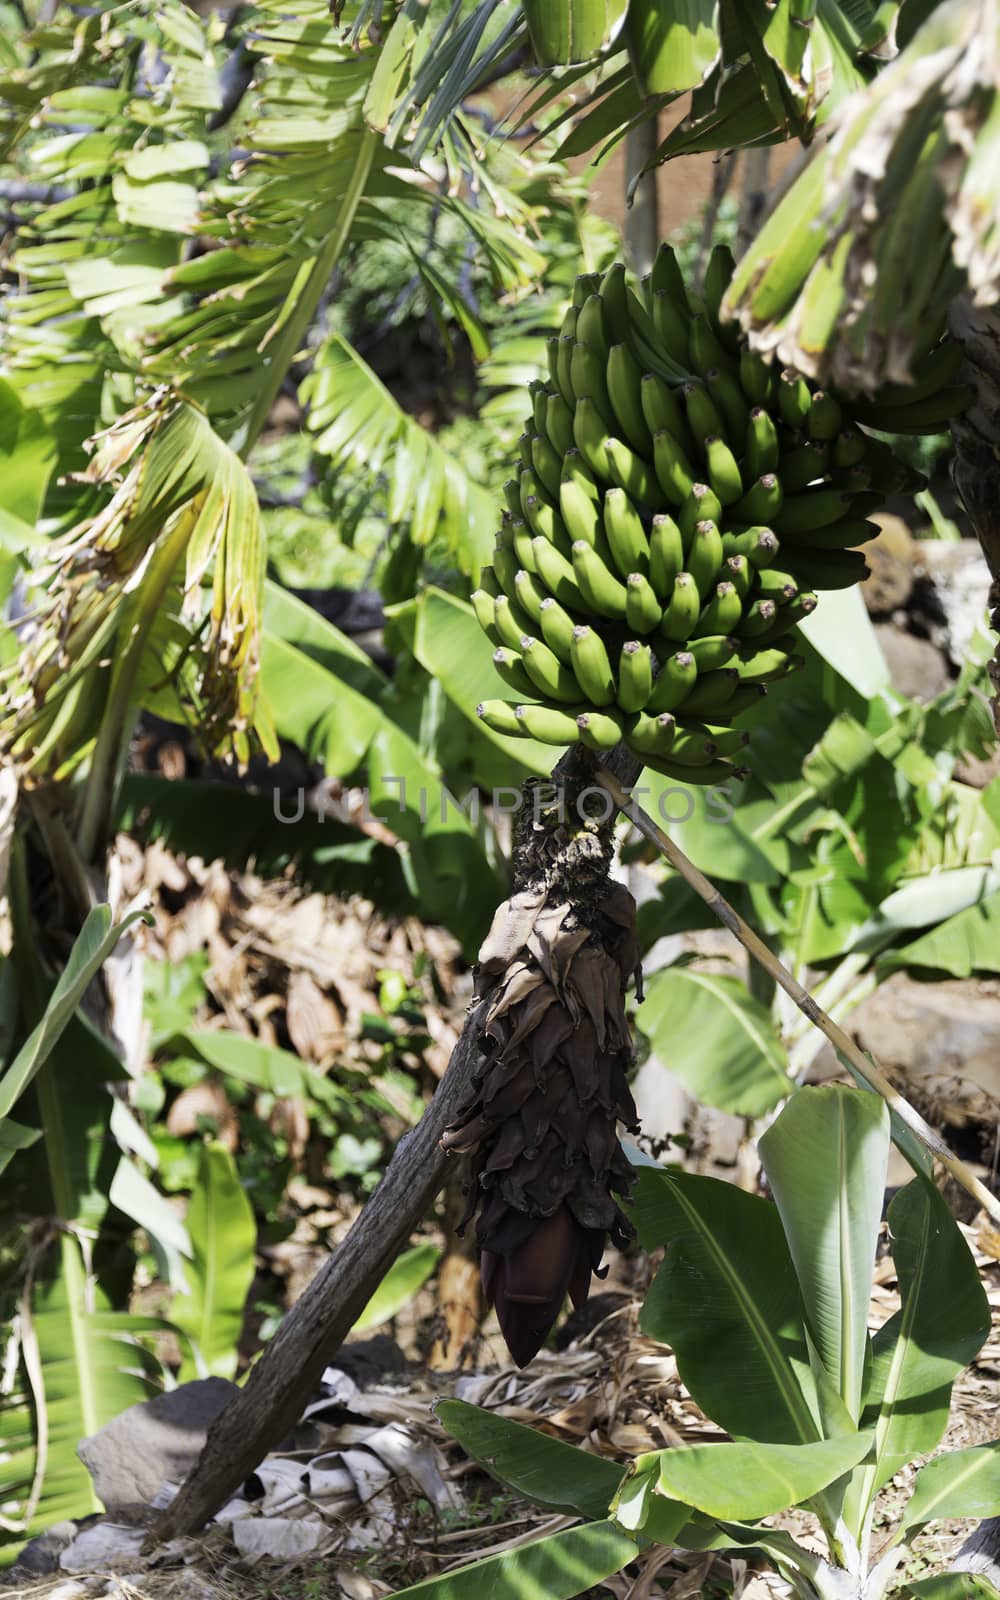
[595,763,1000,1228]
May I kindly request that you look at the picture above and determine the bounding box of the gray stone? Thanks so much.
[78,1377,238,1518]
[873,623,951,703]
[10,1520,79,1576]
[59,1523,147,1572]
[808,972,1000,1117]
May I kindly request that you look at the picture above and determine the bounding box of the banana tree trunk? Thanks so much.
[148,741,642,1543]
[949,298,1000,733]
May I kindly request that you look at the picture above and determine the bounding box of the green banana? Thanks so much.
[796,516,880,551]
[617,640,654,712]
[599,262,636,347]
[769,592,818,630]
[693,683,767,725]
[706,366,750,438]
[561,447,600,502]
[651,290,691,366]
[570,624,616,706]
[493,647,536,698]
[573,271,603,307]
[511,517,538,573]
[740,350,774,407]
[574,396,611,477]
[662,728,727,766]
[649,240,690,307]
[514,566,547,624]
[653,429,697,506]
[625,572,662,634]
[689,634,737,671]
[546,392,575,457]
[689,314,736,379]
[478,564,501,599]
[774,486,855,536]
[783,548,870,590]
[531,432,563,500]
[683,382,725,447]
[557,333,576,405]
[737,647,804,684]
[745,407,780,478]
[625,709,678,757]
[705,727,751,758]
[576,293,609,356]
[850,384,972,433]
[515,702,582,743]
[687,519,725,599]
[560,474,604,548]
[833,429,866,469]
[678,483,724,542]
[603,485,650,578]
[606,435,660,505]
[777,369,812,429]
[539,596,576,661]
[571,341,615,427]
[607,342,655,456]
[695,581,743,637]
[702,243,736,335]
[547,336,566,403]
[523,493,571,554]
[521,635,585,703]
[518,431,534,471]
[806,390,843,441]
[659,571,701,641]
[650,513,684,594]
[477,699,523,737]
[493,529,521,593]
[736,598,778,637]
[531,383,549,438]
[675,668,741,718]
[641,372,695,452]
[576,709,624,750]
[780,441,829,492]
[503,478,522,518]
[572,538,628,619]
[756,568,799,601]
[532,536,585,610]
[733,473,783,524]
[721,526,779,567]
[725,553,752,599]
[705,435,744,506]
[494,593,537,652]
[647,650,697,712]
[472,589,503,647]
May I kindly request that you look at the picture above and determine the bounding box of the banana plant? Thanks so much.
[393,1086,997,1600]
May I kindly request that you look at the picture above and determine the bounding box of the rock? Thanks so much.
[862,514,915,615]
[873,623,951,702]
[809,973,1000,1121]
[78,1377,238,1518]
[11,1520,79,1575]
[913,539,993,670]
[59,1523,147,1573]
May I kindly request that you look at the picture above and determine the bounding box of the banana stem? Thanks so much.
[596,764,1000,1227]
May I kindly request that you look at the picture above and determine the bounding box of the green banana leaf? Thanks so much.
[631,1166,820,1445]
[387,1519,639,1599]
[906,1578,1000,1600]
[437,1399,625,1521]
[172,1141,257,1381]
[903,1442,1000,1530]
[628,0,722,95]
[353,1243,441,1332]
[647,1433,874,1521]
[636,965,790,1117]
[759,1086,889,1421]
[840,1177,990,1533]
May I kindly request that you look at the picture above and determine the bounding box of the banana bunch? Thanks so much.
[473,244,906,784]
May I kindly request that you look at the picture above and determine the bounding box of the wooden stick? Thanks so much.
[596,764,1000,1228]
